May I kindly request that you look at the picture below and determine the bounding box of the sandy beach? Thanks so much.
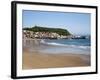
[22,39,90,69]
[22,49,90,69]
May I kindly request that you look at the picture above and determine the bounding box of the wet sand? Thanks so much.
[22,50,90,69]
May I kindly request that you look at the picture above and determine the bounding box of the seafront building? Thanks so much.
[23,30,68,39]
[23,30,88,39]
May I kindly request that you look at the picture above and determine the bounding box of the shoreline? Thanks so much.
[22,39,91,69]
[23,39,90,54]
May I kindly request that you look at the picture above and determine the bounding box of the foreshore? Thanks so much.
[22,49,90,69]
[22,39,90,69]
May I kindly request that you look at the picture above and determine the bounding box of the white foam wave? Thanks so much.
[40,40,90,49]
[45,42,66,46]
[40,40,66,46]
[78,46,90,49]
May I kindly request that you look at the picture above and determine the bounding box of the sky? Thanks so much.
[22,10,91,35]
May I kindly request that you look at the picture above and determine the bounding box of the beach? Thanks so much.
[22,39,90,69]
[22,50,90,69]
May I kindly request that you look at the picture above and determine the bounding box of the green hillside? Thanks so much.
[23,26,71,36]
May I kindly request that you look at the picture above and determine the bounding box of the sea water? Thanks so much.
[39,39,91,54]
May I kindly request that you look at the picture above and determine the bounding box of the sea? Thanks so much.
[39,38,91,54]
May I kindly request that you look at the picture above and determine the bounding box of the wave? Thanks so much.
[40,40,66,46]
[40,40,90,49]
[68,45,90,49]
